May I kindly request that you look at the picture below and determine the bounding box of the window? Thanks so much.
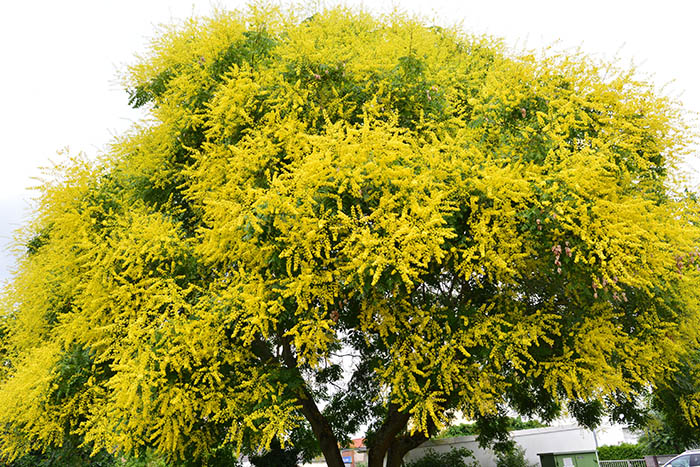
[670,455,690,467]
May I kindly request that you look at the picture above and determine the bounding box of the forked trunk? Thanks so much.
[366,406,414,467]
[385,431,430,467]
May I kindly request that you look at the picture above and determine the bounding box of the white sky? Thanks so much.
[1,0,699,282]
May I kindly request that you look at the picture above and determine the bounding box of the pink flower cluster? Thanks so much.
[551,241,572,274]
[675,250,700,273]
[591,275,627,301]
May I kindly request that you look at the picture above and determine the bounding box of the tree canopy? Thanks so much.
[1,5,699,467]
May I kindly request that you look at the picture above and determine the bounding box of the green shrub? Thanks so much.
[597,443,651,460]
[403,447,478,467]
[495,446,536,467]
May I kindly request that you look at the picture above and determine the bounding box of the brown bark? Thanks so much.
[382,415,438,467]
[367,404,412,467]
[296,389,346,467]
[385,431,430,467]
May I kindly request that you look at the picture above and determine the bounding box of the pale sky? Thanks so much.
[1,0,699,282]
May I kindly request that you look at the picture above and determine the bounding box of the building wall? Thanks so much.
[404,425,623,467]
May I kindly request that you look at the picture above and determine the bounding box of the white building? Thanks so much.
[404,423,639,467]
[302,423,639,467]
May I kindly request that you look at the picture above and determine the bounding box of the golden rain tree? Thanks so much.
[2,5,700,467]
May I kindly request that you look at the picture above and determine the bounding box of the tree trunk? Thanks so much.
[367,405,412,467]
[368,447,387,467]
[297,391,346,467]
[385,432,429,467]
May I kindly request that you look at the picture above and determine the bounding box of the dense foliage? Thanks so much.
[1,5,699,467]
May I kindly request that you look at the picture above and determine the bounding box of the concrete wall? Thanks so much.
[404,425,599,467]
